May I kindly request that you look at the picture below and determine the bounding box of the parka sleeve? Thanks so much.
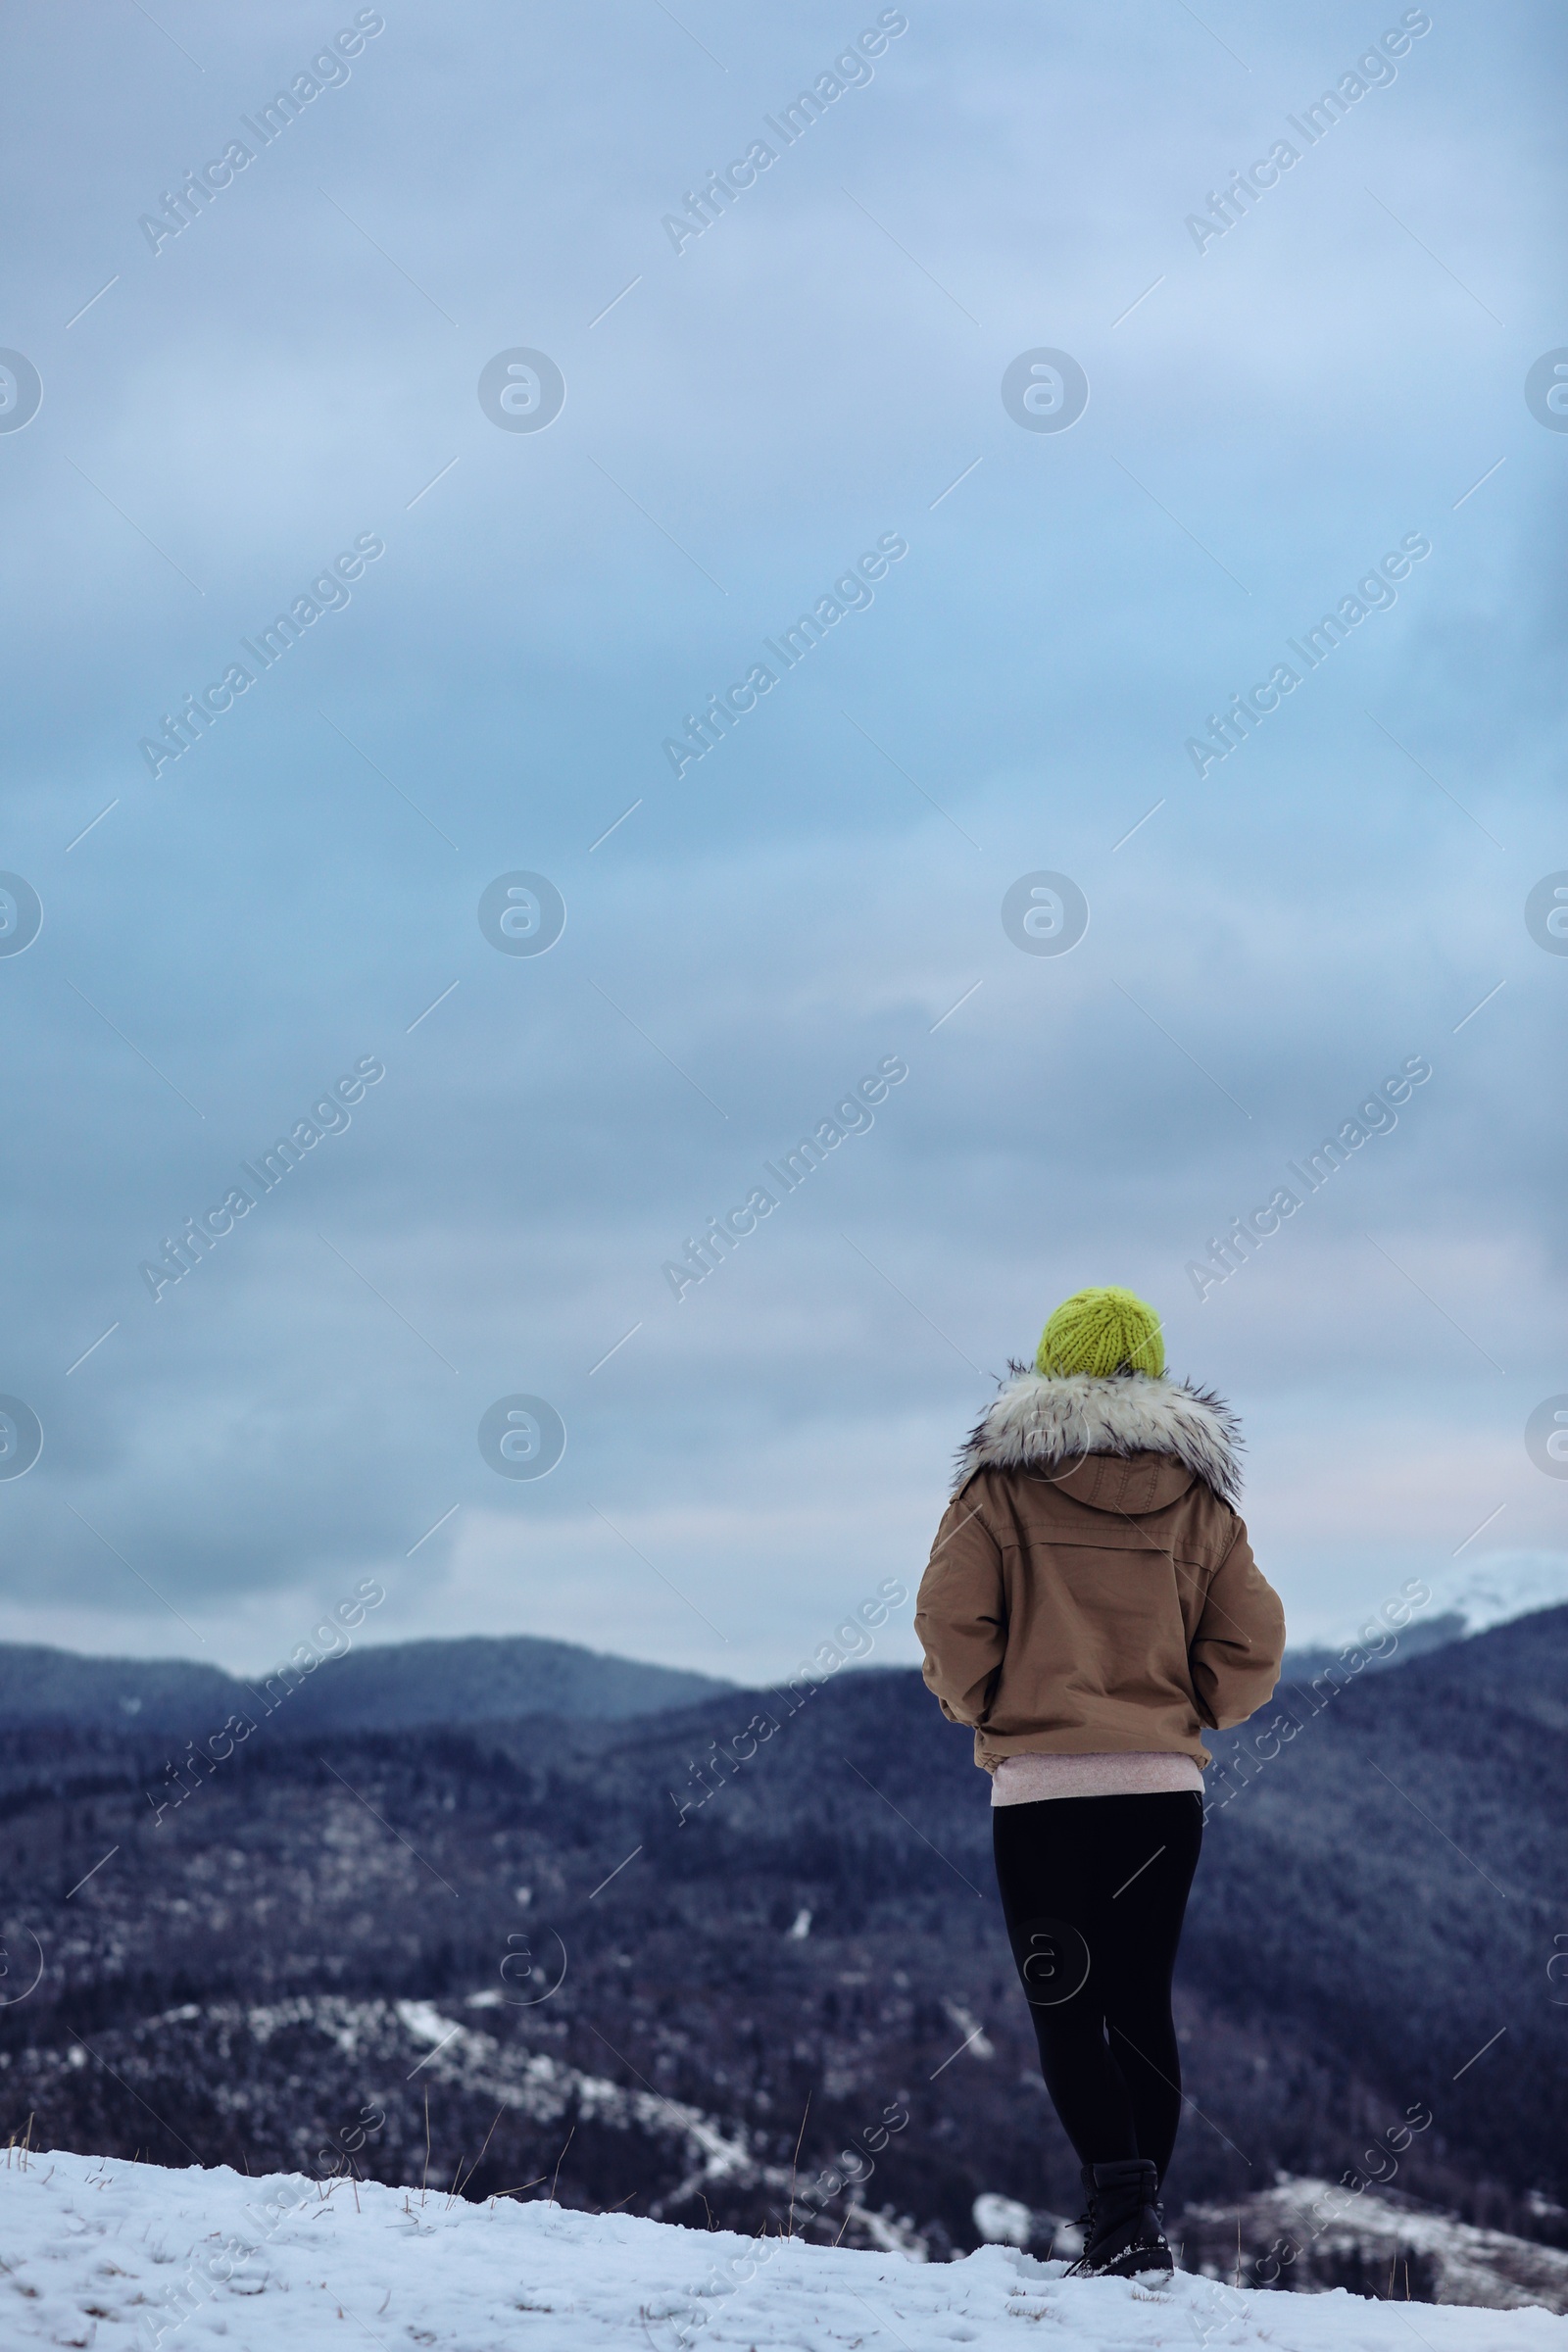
[914,1486,1006,1728]
[1188,1519,1286,1730]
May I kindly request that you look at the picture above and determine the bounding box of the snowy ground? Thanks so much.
[3,2149,1567,2352]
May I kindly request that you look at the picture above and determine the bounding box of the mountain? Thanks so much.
[1285,1550,1568,1680]
[0,1610,1563,2287]
[1425,1553,1568,1637]
[1280,1608,1467,1684]
[0,1644,244,1734]
[271,1634,732,1732]
[0,1634,731,1737]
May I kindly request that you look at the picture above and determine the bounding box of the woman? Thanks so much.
[915,1287,1285,2279]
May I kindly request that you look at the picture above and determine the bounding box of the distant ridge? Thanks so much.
[1280,1608,1467,1684]
[0,1633,732,1738]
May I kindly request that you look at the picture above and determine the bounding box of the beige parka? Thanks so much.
[915,1368,1286,1771]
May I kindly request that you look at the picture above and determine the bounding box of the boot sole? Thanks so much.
[1081,2243,1174,2280]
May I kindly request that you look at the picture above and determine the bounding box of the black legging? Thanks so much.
[992,1790,1202,2180]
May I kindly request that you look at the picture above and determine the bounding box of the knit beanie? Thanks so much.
[1036,1286,1165,1380]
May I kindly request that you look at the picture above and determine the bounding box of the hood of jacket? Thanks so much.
[953,1364,1243,1508]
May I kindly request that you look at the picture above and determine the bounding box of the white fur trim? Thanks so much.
[954,1365,1243,1505]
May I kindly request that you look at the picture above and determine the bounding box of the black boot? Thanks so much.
[1068,2159,1172,2278]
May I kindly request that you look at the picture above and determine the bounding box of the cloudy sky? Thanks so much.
[0,0,1562,1686]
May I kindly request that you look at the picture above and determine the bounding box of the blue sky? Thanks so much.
[0,0,1563,1683]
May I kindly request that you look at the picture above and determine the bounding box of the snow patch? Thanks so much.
[973,2191,1034,2246]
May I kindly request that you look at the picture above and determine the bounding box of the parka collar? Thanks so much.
[954,1365,1243,1506]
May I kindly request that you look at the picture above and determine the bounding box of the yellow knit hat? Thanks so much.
[1036,1286,1164,1380]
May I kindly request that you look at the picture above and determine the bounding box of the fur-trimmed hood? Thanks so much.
[954,1364,1243,1507]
